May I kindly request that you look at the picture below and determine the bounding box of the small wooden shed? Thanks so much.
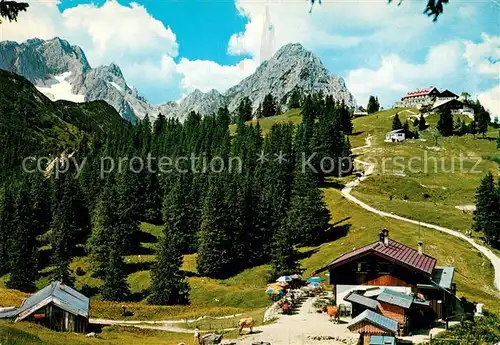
[348,310,398,345]
[0,281,90,332]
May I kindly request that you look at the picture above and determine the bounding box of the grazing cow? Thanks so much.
[238,317,255,334]
[326,306,339,323]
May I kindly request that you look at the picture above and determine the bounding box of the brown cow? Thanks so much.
[326,306,340,323]
[238,317,255,334]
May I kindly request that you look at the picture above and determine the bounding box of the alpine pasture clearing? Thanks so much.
[351,109,499,235]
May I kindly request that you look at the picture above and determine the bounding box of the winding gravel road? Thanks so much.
[342,136,500,290]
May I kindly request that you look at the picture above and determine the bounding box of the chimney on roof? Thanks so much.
[379,228,389,246]
[418,240,423,254]
[383,228,389,245]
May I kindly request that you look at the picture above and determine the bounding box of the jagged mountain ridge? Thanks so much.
[0,38,356,121]
[225,43,356,113]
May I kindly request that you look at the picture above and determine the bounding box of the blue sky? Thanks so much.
[1,0,499,116]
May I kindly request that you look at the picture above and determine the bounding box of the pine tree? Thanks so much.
[6,179,38,292]
[473,173,500,246]
[256,104,263,119]
[50,162,90,284]
[237,97,253,122]
[476,107,491,138]
[288,90,302,109]
[437,105,454,136]
[162,172,198,254]
[339,101,353,134]
[287,169,331,245]
[367,95,380,114]
[149,225,190,305]
[196,174,235,278]
[87,180,119,273]
[101,249,130,301]
[301,95,316,128]
[270,222,299,281]
[262,94,276,118]
[418,114,427,131]
[392,114,403,130]
[469,120,478,138]
[0,187,14,275]
[31,173,52,237]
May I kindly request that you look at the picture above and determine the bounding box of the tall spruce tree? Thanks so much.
[287,168,331,245]
[237,97,253,122]
[288,90,302,109]
[392,113,403,130]
[262,93,276,118]
[367,95,380,114]
[50,161,90,283]
[476,107,491,138]
[437,105,454,136]
[149,223,190,305]
[87,180,120,273]
[339,101,353,134]
[270,223,299,281]
[0,187,14,275]
[6,178,38,292]
[418,114,427,131]
[31,173,52,237]
[196,174,235,278]
[101,249,130,301]
[162,172,198,254]
[473,172,500,246]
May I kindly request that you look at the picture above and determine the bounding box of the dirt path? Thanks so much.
[90,313,244,334]
[341,135,500,290]
[226,297,357,345]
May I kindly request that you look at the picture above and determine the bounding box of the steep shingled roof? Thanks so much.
[314,238,437,276]
[403,87,437,98]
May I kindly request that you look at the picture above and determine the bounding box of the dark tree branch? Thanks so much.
[0,0,29,23]
[310,0,449,21]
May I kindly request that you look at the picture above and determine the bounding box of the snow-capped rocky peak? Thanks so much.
[0,39,355,122]
[226,42,356,113]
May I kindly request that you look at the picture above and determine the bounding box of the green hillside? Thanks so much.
[229,108,302,135]
[1,103,499,344]
[350,108,499,235]
[0,69,129,176]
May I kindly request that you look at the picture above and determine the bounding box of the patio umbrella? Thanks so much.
[307,276,324,283]
[276,275,292,283]
[267,283,286,289]
[290,274,303,280]
[307,282,323,288]
[265,287,285,295]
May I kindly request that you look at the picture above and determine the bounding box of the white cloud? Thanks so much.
[176,58,257,94]
[478,85,500,120]
[1,0,178,67]
[228,0,429,62]
[62,1,178,63]
[346,41,464,107]
[464,33,500,78]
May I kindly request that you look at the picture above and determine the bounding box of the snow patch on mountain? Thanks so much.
[36,72,85,103]
[1,39,356,122]
[108,81,124,94]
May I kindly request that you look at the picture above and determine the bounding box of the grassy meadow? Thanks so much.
[1,107,499,343]
[350,108,499,236]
